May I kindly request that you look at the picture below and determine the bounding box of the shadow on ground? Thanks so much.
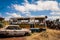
[0,35,25,38]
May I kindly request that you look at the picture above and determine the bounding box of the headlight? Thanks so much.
[29,31,31,33]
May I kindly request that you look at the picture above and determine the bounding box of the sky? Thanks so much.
[0,0,60,20]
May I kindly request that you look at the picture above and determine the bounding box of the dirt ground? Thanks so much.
[0,29,60,40]
[26,29,60,40]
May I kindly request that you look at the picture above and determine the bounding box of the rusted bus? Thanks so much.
[34,23,45,28]
[19,24,30,28]
[9,16,47,29]
[19,24,45,29]
[4,21,9,26]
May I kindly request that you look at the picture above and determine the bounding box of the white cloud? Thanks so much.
[29,15,46,17]
[13,0,59,17]
[58,3,60,8]
[13,1,59,11]
[6,12,21,17]
[13,5,26,12]
[5,16,12,21]
[5,12,22,21]
[51,11,60,15]
[36,1,59,11]
[25,3,37,11]
[12,0,60,20]
[24,0,28,3]
[47,16,60,20]
[43,0,56,1]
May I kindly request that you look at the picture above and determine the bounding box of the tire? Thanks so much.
[24,32,31,36]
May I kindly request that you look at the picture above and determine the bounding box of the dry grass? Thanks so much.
[26,29,60,40]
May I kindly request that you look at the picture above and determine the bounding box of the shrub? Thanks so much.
[0,23,3,28]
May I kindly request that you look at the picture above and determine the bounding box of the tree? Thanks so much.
[56,19,59,22]
[0,23,3,28]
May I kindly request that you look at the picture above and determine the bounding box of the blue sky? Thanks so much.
[0,0,60,20]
